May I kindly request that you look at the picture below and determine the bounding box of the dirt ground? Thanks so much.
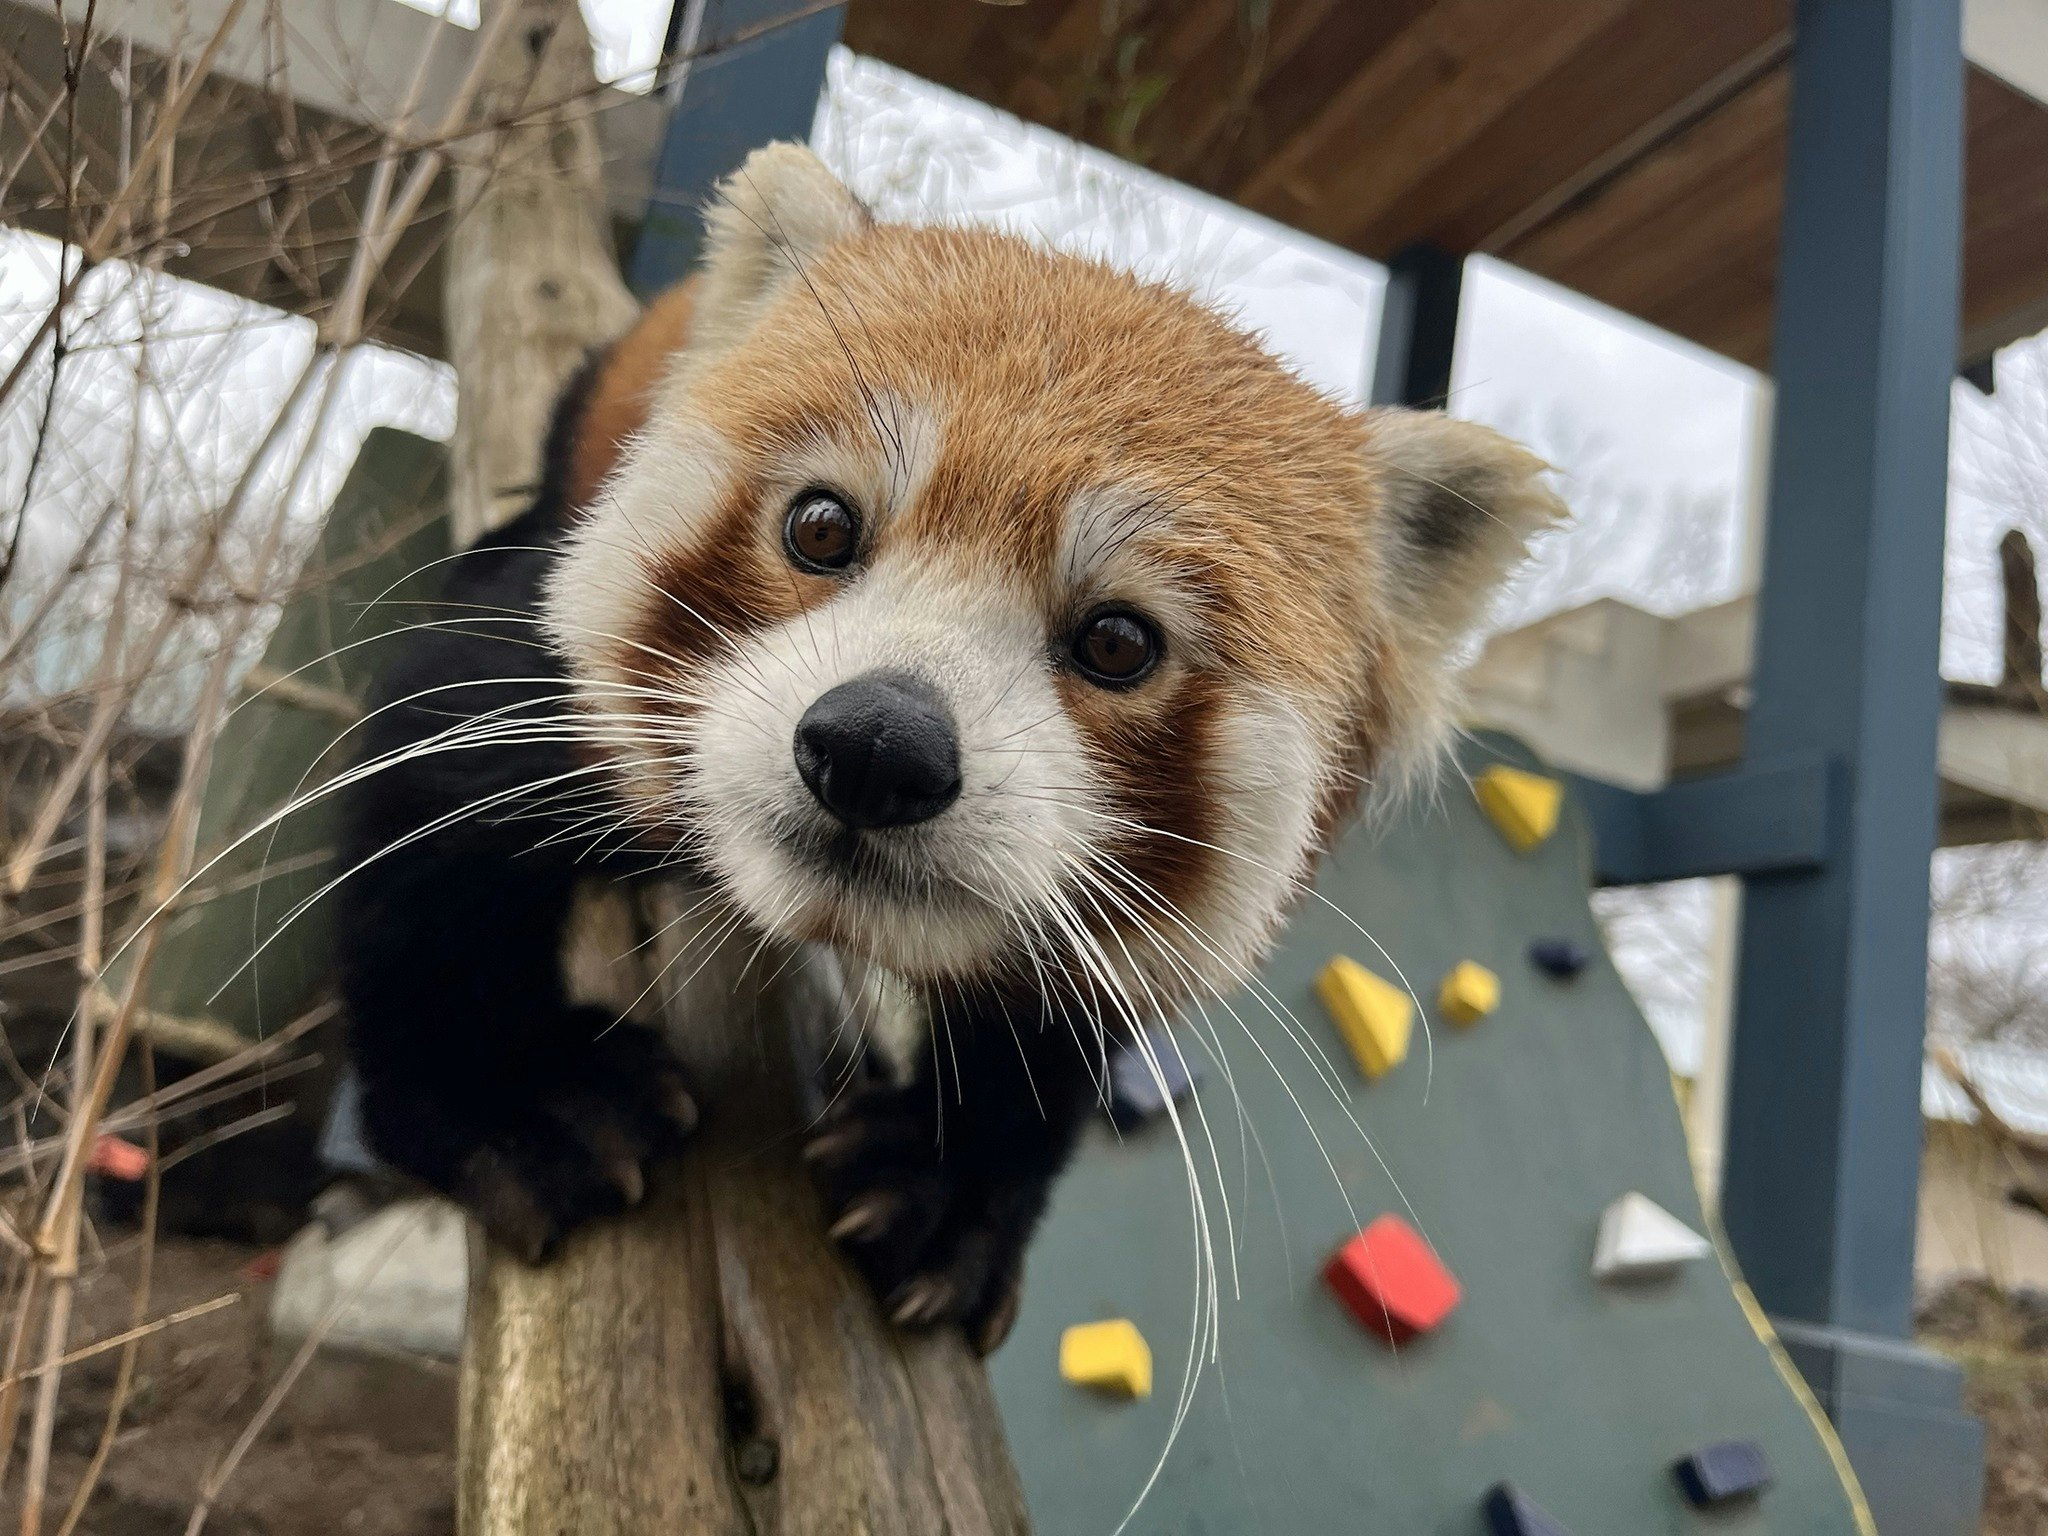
[1919,1277,2048,1536]
[3,1233,456,1536]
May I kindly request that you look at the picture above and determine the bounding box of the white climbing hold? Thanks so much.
[1592,1191,1712,1282]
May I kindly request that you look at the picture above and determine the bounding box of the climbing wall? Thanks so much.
[990,733,1868,1535]
[144,430,451,1040]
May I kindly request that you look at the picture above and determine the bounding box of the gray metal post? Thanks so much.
[630,1,845,296]
[1718,0,1982,1526]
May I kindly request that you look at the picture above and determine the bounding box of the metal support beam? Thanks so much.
[1717,1,1982,1526]
[1568,756,1836,887]
[629,1,845,296]
[1725,0,1958,1344]
[1369,244,1464,408]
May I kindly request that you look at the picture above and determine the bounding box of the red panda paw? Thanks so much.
[448,1018,699,1264]
[805,1086,1040,1356]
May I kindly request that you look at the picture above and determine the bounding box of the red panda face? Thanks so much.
[548,145,1563,1006]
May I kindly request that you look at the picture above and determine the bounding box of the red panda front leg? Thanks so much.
[805,986,1100,1355]
[334,540,701,1264]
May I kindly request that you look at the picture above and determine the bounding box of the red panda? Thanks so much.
[336,142,1563,1353]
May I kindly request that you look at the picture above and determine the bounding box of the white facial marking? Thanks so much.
[780,393,942,531]
[545,415,736,685]
[683,553,1101,978]
[1175,699,1320,991]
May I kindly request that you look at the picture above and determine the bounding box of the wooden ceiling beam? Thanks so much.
[839,0,1051,116]
[1015,0,1233,143]
[842,0,2048,380]
[1433,1,1790,255]
[1637,208,1781,365]
[1542,137,1784,336]
[1141,0,1347,186]
[1146,0,1427,193]
[1501,68,1786,296]
[1232,0,1634,244]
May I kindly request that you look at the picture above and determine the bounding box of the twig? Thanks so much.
[0,1292,239,1392]
[321,0,459,344]
[237,662,361,724]
[29,918,165,1263]
[3,347,328,897]
[0,0,256,424]
[0,1266,46,1495]
[0,1001,331,1181]
[153,1101,296,1175]
[15,755,103,1535]
[0,324,66,601]
[81,0,251,265]
[0,497,121,676]
[52,1034,158,1536]
[0,1054,322,1183]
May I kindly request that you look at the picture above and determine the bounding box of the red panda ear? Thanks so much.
[691,142,872,359]
[1362,408,1565,664]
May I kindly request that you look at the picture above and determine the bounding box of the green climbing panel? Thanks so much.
[145,429,449,1039]
[991,733,1866,1535]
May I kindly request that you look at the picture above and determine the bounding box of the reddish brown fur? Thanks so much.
[674,227,1412,899]
[690,229,1381,675]
[566,282,698,512]
[1063,669,1225,916]
[576,185,1579,984]
[631,476,807,685]
[576,224,1428,934]
[688,225,1392,693]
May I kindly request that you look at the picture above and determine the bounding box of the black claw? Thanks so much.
[656,1076,700,1134]
[973,1275,1024,1356]
[802,1125,866,1166]
[828,1190,902,1242]
[610,1157,646,1207]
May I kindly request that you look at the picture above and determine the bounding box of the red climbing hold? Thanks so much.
[1323,1214,1462,1344]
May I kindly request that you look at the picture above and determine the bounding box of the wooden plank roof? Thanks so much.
[844,0,2048,371]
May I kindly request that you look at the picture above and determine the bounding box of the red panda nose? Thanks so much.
[793,671,963,830]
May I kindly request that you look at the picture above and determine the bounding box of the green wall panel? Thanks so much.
[993,734,1865,1536]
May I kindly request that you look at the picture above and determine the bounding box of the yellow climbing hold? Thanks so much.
[1060,1319,1153,1398]
[1475,765,1563,852]
[1316,956,1413,1081]
[1438,961,1501,1026]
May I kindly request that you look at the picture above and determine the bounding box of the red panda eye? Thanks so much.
[784,491,860,573]
[1069,607,1161,688]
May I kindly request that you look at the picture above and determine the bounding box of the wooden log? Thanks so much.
[446,7,1033,1530]
[442,0,637,546]
[459,988,1030,1535]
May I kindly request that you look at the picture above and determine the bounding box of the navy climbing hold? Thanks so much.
[1673,1439,1773,1507]
[1529,938,1592,980]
